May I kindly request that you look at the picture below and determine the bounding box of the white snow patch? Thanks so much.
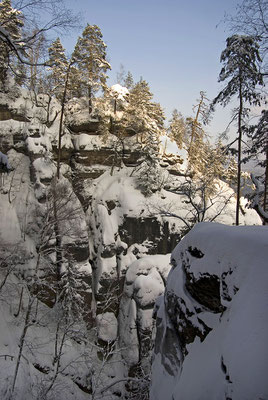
[96,312,118,342]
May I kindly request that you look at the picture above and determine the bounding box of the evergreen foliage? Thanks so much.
[47,38,68,100]
[226,0,268,75]
[72,24,111,112]
[212,34,263,225]
[168,109,186,149]
[124,71,134,89]
[212,35,263,107]
[0,0,24,86]
[126,79,165,139]
[185,91,211,174]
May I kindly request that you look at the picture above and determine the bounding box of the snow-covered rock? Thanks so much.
[150,222,268,400]
[96,312,118,343]
[119,255,171,369]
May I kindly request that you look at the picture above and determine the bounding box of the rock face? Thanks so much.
[150,223,268,400]
[0,87,183,394]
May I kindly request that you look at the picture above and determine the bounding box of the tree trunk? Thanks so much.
[263,136,268,216]
[52,191,62,282]
[57,63,71,179]
[88,85,92,114]
[11,296,34,394]
[236,77,243,226]
[189,92,204,158]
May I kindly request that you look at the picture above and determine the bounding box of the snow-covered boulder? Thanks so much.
[150,222,268,400]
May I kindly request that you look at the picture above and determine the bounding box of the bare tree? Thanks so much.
[152,178,235,237]
[0,0,79,74]
[6,177,89,397]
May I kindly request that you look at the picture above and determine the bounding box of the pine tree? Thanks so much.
[0,0,24,86]
[72,24,111,113]
[124,71,134,89]
[168,109,186,149]
[106,78,165,178]
[48,38,69,101]
[187,91,210,165]
[125,79,165,194]
[226,0,268,75]
[202,140,228,184]
[126,79,165,140]
[226,156,238,179]
[184,115,206,175]
[212,35,263,225]
[68,64,83,98]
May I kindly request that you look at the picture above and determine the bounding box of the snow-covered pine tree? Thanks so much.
[225,156,238,184]
[184,115,206,175]
[71,24,111,113]
[125,79,166,195]
[48,37,69,101]
[126,79,165,141]
[212,34,263,225]
[0,0,24,87]
[58,261,88,323]
[168,109,186,149]
[201,140,229,190]
[226,0,268,76]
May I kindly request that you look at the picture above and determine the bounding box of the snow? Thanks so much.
[151,222,268,400]
[133,268,164,308]
[96,312,118,342]
[171,222,268,278]
[0,196,22,244]
[110,84,129,101]
[159,134,186,158]
[119,254,171,367]
[32,157,56,180]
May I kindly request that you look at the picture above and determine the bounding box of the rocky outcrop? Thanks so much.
[0,104,30,122]
[151,223,268,400]
[120,216,179,254]
[119,255,171,372]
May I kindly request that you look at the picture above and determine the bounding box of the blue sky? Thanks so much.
[62,0,240,138]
